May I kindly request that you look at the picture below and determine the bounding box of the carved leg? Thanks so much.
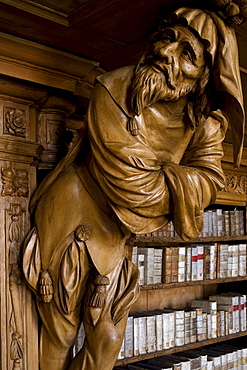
[69,257,140,370]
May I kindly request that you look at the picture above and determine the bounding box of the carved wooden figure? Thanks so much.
[22,5,245,370]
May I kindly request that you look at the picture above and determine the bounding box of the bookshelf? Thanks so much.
[114,204,247,369]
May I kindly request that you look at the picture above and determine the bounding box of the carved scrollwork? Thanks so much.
[4,108,26,137]
[221,172,247,194]
[6,204,25,370]
[1,168,29,197]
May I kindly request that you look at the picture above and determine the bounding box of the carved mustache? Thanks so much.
[142,54,176,90]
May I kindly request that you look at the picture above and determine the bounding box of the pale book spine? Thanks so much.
[238,243,246,276]
[202,211,209,237]
[242,347,247,365]
[207,359,213,370]
[185,246,191,281]
[178,247,186,282]
[202,313,207,340]
[232,245,239,277]
[207,313,212,339]
[190,309,197,343]
[162,312,170,349]
[146,248,154,285]
[191,246,198,281]
[164,247,172,283]
[228,244,233,278]
[184,310,191,345]
[216,208,223,236]
[146,315,156,353]
[209,244,216,280]
[175,310,185,346]
[133,316,139,356]
[226,352,234,369]
[208,210,213,236]
[219,310,225,336]
[138,316,147,354]
[155,314,163,351]
[223,210,230,236]
[137,253,145,285]
[237,349,243,369]
[197,245,204,280]
[154,248,163,284]
[117,337,125,359]
[219,244,228,278]
[131,245,138,266]
[234,296,240,332]
[233,350,238,369]
[196,307,203,341]
[212,210,218,236]
[168,311,175,348]
[240,294,246,331]
[124,316,133,358]
[235,209,240,236]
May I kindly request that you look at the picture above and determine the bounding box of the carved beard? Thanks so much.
[131,63,196,116]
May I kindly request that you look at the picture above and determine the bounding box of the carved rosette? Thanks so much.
[1,168,29,197]
[221,172,247,194]
[4,108,26,137]
[6,204,25,369]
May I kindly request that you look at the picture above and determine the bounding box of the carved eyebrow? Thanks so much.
[161,27,178,40]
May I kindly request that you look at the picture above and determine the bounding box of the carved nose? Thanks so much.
[158,43,174,64]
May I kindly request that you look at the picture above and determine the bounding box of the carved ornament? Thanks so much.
[4,108,26,137]
[1,168,29,197]
[221,172,247,194]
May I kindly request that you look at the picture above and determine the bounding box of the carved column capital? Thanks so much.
[37,95,76,169]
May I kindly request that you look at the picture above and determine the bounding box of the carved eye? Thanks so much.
[162,35,172,44]
[182,48,193,61]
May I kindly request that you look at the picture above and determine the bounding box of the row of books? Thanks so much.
[117,293,247,360]
[132,247,163,285]
[134,208,245,241]
[133,243,247,285]
[162,243,247,283]
[115,344,247,369]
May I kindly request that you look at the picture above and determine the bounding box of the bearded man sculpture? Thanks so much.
[23,6,245,370]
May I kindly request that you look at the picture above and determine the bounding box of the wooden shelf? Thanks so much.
[131,235,247,247]
[116,330,247,366]
[140,275,247,290]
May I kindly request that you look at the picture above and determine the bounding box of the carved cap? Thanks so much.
[160,7,245,168]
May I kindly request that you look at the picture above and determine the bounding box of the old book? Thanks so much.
[124,315,133,358]
[171,247,179,283]
[204,245,211,280]
[117,336,125,359]
[174,309,185,347]
[146,248,154,285]
[212,209,218,236]
[133,313,140,356]
[132,245,138,266]
[238,243,247,276]
[137,252,145,285]
[209,294,236,333]
[230,210,236,236]
[185,246,191,281]
[155,311,163,352]
[184,309,192,345]
[216,304,233,335]
[232,244,239,278]
[218,244,228,278]
[178,247,186,282]
[197,245,204,280]
[145,312,156,353]
[216,208,223,236]
[195,307,203,342]
[191,246,198,281]
[190,309,197,343]
[223,210,230,236]
[162,309,175,348]
[154,248,163,284]
[138,315,147,354]
[191,299,217,339]
[163,247,173,283]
